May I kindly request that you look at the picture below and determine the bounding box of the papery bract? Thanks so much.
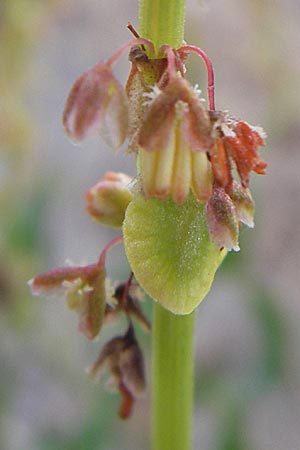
[88,323,145,419]
[29,262,106,340]
[229,180,255,228]
[206,186,240,252]
[63,63,128,149]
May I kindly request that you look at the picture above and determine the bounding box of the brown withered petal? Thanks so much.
[224,121,267,187]
[209,138,233,190]
[29,262,106,340]
[206,186,240,252]
[63,63,128,148]
[87,324,145,418]
[229,181,255,228]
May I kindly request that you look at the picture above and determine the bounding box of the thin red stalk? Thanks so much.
[98,236,123,267]
[127,22,140,39]
[180,44,215,110]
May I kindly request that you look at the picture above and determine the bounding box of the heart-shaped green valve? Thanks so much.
[123,195,226,314]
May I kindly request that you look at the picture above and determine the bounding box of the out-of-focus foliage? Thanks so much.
[0,0,60,310]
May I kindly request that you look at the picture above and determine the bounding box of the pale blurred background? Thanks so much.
[1,1,300,449]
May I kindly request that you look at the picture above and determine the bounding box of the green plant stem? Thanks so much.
[139,0,186,51]
[138,3,195,449]
[152,303,195,450]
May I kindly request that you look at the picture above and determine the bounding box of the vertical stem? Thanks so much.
[138,2,194,449]
[152,303,195,450]
[139,0,186,51]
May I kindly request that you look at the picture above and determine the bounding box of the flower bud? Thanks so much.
[28,262,106,340]
[88,323,145,419]
[63,63,128,149]
[206,186,240,251]
[86,172,133,228]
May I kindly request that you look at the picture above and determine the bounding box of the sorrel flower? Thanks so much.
[62,63,128,149]
[29,25,268,417]
[208,111,267,190]
[138,77,213,204]
[88,323,145,419]
[62,37,154,149]
[29,235,149,418]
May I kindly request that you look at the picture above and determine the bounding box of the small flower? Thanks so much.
[138,77,213,204]
[28,262,106,340]
[63,62,128,149]
[209,111,267,189]
[88,323,145,419]
[86,171,133,228]
[204,112,266,250]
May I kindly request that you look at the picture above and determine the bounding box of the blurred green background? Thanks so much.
[1,1,300,449]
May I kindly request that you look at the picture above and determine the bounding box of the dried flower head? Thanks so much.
[209,111,267,190]
[88,323,145,419]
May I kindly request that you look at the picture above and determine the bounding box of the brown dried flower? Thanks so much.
[88,323,145,419]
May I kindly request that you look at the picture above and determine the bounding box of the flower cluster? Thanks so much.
[29,26,267,417]
[29,238,148,419]
[62,36,266,251]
